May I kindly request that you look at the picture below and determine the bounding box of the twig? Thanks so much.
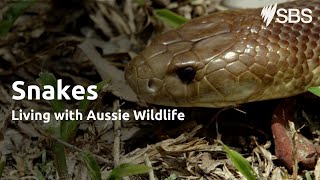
[112,100,121,166]
[144,154,155,180]
[289,121,298,180]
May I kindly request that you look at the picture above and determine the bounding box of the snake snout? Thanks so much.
[147,78,162,93]
[125,58,166,103]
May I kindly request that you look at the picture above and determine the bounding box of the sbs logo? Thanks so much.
[261,3,313,27]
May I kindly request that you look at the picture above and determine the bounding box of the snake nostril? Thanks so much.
[147,78,162,93]
[147,79,157,93]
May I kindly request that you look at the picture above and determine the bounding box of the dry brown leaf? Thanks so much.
[17,122,42,138]
[78,40,138,102]
[271,167,289,180]
[0,129,24,155]
[253,141,275,178]
[161,138,222,153]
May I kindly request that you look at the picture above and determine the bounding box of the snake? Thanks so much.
[125,0,320,108]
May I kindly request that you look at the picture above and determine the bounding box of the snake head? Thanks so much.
[125,13,259,107]
[125,4,320,107]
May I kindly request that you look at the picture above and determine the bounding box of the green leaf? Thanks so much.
[305,171,312,180]
[37,73,69,178]
[0,0,35,37]
[308,86,320,97]
[37,72,64,112]
[61,120,78,141]
[79,78,111,111]
[34,166,46,180]
[106,163,151,180]
[37,73,65,138]
[134,0,145,6]
[222,142,258,180]
[164,174,177,180]
[83,152,101,180]
[154,9,188,28]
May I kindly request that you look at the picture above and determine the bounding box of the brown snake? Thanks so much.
[125,0,320,107]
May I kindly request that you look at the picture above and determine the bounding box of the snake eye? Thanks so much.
[176,67,196,84]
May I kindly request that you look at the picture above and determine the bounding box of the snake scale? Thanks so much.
[125,0,320,107]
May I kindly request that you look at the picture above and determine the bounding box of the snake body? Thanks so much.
[125,0,320,107]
